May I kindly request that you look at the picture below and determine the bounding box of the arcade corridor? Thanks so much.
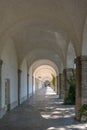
[0,87,87,130]
[0,0,87,126]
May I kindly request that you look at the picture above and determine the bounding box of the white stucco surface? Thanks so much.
[1,39,18,109]
[20,59,27,103]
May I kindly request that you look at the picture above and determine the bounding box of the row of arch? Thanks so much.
[0,16,87,121]
[0,16,87,65]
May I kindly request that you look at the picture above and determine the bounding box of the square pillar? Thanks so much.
[32,76,34,95]
[59,73,62,98]
[56,76,59,95]
[0,60,3,110]
[63,69,67,100]
[75,56,87,120]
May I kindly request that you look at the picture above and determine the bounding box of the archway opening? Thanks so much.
[33,65,57,90]
[29,59,59,96]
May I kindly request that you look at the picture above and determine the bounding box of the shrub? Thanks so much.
[52,74,56,87]
[80,104,87,121]
[64,69,76,105]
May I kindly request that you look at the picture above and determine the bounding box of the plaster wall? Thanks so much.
[1,39,18,110]
[20,59,27,103]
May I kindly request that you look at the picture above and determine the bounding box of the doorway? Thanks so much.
[5,79,10,111]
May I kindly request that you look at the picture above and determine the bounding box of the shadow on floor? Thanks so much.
[0,87,87,130]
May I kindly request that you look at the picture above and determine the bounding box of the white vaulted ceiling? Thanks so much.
[34,65,57,82]
[0,0,87,68]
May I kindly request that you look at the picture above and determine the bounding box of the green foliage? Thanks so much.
[52,74,56,87]
[64,69,76,105]
[80,104,87,120]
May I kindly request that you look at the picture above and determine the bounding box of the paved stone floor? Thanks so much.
[0,86,87,130]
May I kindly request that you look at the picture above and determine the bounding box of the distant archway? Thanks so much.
[29,59,59,95]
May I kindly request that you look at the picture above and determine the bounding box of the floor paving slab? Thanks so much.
[0,86,87,130]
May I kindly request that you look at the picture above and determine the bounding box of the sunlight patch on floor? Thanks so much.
[41,114,50,119]
[46,124,87,130]
[46,125,87,130]
[66,124,87,130]
[46,127,65,130]
[45,86,57,95]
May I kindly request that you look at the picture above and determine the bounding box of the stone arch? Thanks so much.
[28,59,59,95]
[34,65,57,79]
[26,48,64,74]
[33,65,57,90]
[0,15,79,63]
[29,59,59,76]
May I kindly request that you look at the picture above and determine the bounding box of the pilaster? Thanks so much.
[32,76,34,95]
[75,56,87,120]
[18,69,22,105]
[63,69,67,100]
[27,74,29,99]
[59,73,62,98]
[0,60,3,109]
[56,76,59,95]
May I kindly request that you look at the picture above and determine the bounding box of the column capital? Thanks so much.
[0,60,3,66]
[27,74,29,76]
[80,56,87,61]
[63,68,73,72]
[74,56,80,61]
[74,56,87,63]
[18,69,22,73]
[59,73,62,77]
[63,68,66,73]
